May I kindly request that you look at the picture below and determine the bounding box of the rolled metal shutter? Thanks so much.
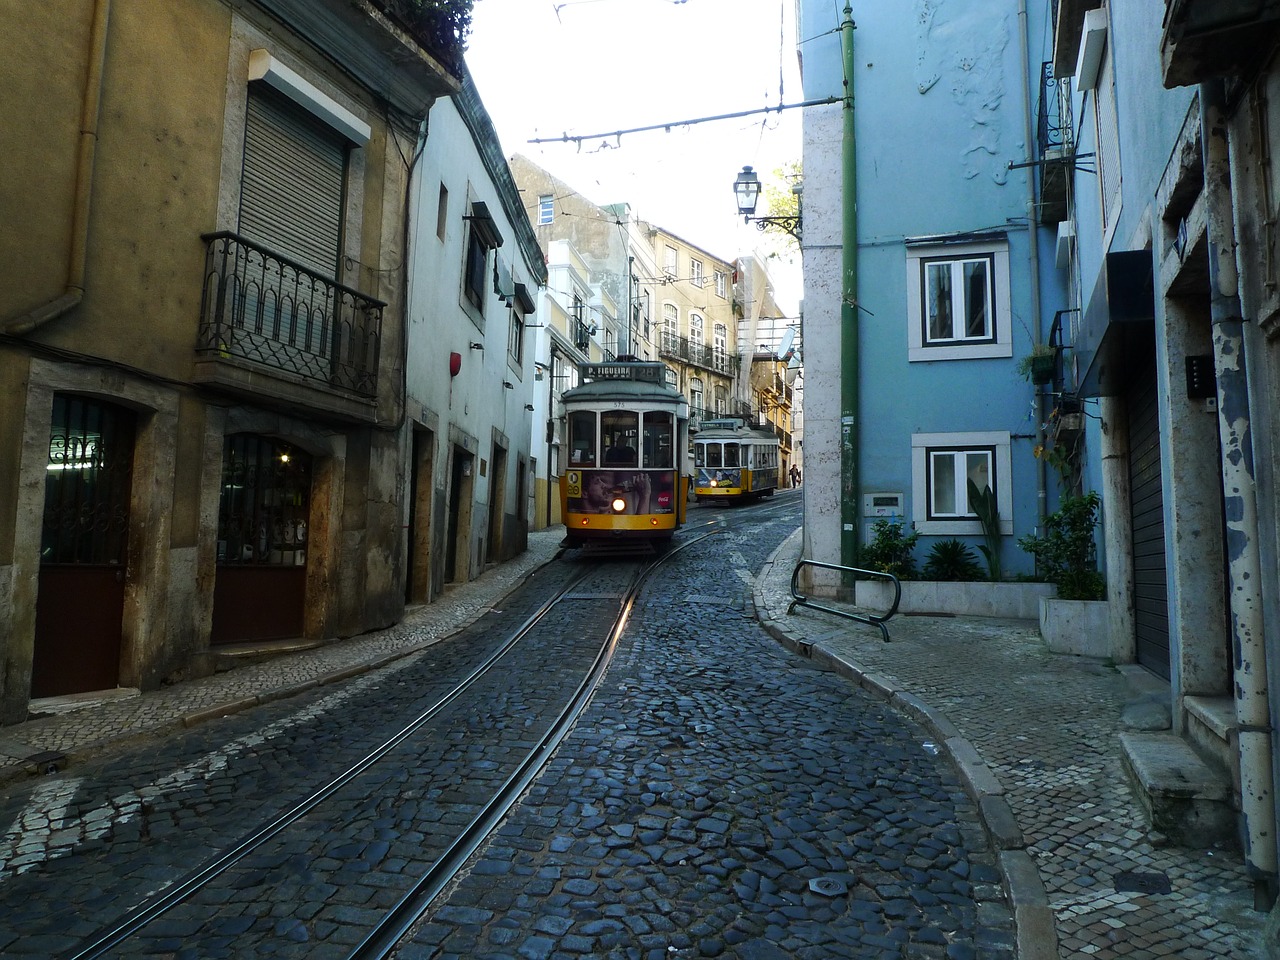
[1128,359,1170,679]
[239,86,346,278]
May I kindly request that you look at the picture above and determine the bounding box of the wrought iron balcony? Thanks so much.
[1037,61,1073,225]
[198,232,384,400]
[658,332,740,377]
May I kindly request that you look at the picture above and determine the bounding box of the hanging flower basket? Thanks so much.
[1030,353,1055,384]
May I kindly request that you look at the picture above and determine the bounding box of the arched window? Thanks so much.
[662,302,679,354]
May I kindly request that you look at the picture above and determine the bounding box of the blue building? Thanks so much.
[799,0,1280,919]
[797,1,1067,582]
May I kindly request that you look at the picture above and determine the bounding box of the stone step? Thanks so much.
[1119,730,1236,849]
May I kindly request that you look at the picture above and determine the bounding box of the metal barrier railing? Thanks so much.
[788,559,900,642]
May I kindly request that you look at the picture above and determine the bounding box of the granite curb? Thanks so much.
[751,529,1059,960]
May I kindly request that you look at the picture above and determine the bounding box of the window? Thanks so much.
[689,313,704,346]
[464,228,488,310]
[714,271,726,298]
[601,411,639,466]
[240,84,348,278]
[911,431,1013,536]
[713,323,728,371]
[662,302,679,353]
[463,202,503,313]
[922,254,995,344]
[436,183,448,241]
[690,377,704,417]
[538,194,554,225]
[508,308,524,363]
[568,411,596,465]
[691,258,704,287]
[906,238,1012,362]
[642,412,673,467]
[1094,44,1122,237]
[664,244,678,279]
[927,447,992,519]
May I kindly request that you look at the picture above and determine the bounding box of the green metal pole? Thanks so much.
[839,4,859,567]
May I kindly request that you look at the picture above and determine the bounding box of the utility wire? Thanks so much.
[528,97,840,146]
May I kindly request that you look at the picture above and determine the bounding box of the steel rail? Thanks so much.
[347,530,721,960]
[61,566,596,960]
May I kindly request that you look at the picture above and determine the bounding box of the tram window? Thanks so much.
[642,412,673,468]
[706,443,722,468]
[724,444,740,467]
[694,443,706,467]
[601,410,638,466]
[568,411,596,465]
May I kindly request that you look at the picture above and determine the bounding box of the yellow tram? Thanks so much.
[693,418,780,503]
[559,361,690,550]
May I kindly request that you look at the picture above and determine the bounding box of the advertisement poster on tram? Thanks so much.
[565,470,676,514]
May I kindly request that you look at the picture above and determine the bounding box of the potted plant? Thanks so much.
[1017,343,1056,385]
[1019,492,1113,657]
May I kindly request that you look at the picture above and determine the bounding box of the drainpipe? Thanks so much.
[839,3,859,567]
[3,0,111,335]
[1200,77,1276,903]
[1017,0,1047,522]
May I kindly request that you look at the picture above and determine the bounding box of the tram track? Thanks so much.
[58,530,720,960]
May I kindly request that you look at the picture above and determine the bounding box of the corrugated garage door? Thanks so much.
[239,85,346,277]
[1128,360,1170,679]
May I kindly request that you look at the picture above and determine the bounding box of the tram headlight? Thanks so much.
[611,497,627,513]
[710,479,718,487]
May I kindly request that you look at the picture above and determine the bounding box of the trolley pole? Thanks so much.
[839,4,859,568]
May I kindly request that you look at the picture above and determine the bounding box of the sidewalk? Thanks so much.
[0,525,1270,958]
[754,529,1268,960]
[0,528,567,786]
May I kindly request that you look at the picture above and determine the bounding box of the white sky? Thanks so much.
[463,0,804,314]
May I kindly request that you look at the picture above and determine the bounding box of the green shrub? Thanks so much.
[967,479,1002,581]
[1018,492,1106,600]
[859,519,919,580]
[922,539,985,582]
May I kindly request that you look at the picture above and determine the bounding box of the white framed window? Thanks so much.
[664,244,678,278]
[922,255,994,344]
[714,270,726,298]
[690,377,704,416]
[537,194,554,225]
[911,431,1013,536]
[689,313,704,346]
[690,258,704,287]
[906,238,1012,362]
[713,322,727,372]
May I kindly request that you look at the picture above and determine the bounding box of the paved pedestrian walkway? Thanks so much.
[0,524,1271,958]
[754,529,1268,960]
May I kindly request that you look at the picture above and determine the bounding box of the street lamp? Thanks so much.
[733,165,801,241]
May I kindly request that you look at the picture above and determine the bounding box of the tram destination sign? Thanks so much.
[583,362,664,383]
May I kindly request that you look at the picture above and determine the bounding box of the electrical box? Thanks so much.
[863,493,904,518]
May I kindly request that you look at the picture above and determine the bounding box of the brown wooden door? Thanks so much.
[33,395,136,697]
[211,434,311,644]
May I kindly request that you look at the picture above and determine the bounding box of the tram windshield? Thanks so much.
[601,411,639,467]
[568,411,596,466]
[643,412,673,468]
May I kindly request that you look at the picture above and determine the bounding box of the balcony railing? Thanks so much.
[658,332,740,376]
[198,232,384,398]
[1037,61,1074,225]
